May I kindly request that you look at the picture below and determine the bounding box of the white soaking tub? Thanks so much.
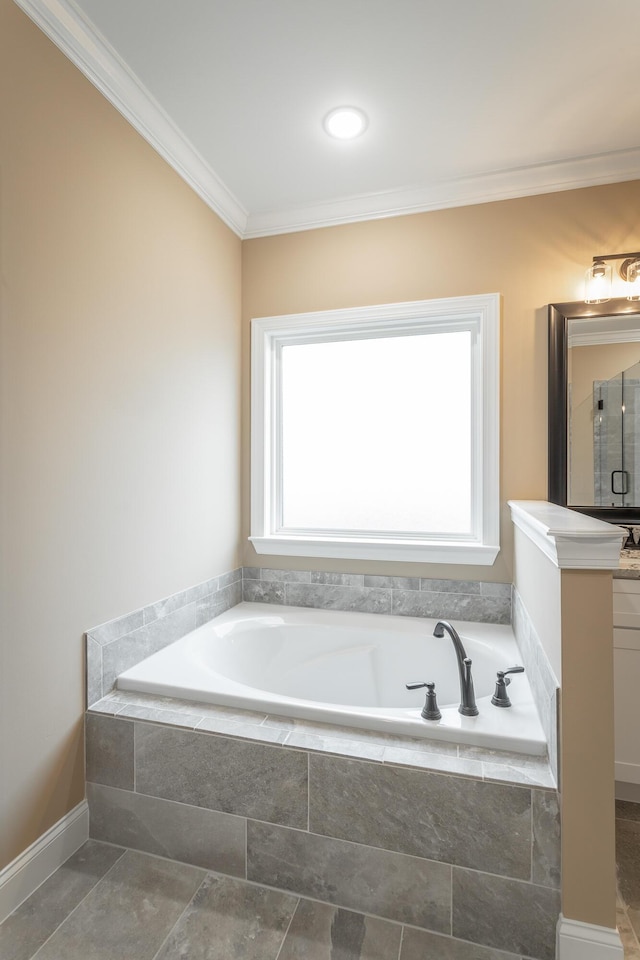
[117,602,547,755]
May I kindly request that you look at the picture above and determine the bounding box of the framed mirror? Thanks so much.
[549,298,640,523]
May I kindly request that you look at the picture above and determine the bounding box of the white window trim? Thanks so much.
[250,294,500,565]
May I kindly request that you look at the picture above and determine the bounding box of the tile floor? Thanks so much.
[617,800,640,959]
[5,807,637,960]
[0,840,525,960]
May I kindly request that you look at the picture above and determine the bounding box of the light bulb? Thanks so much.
[584,261,612,303]
[323,107,368,140]
[625,259,640,301]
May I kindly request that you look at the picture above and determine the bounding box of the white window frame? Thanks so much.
[250,293,500,565]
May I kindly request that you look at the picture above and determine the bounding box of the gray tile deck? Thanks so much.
[452,869,560,960]
[308,754,532,878]
[88,689,555,788]
[87,783,246,875]
[85,713,134,790]
[134,721,308,828]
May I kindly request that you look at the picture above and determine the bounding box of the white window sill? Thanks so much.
[249,536,500,565]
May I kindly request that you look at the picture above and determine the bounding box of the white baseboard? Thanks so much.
[557,916,624,960]
[616,779,640,803]
[0,800,89,924]
[615,760,640,785]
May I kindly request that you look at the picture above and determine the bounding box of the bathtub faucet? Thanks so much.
[433,620,479,717]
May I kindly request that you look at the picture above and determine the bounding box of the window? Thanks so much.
[250,294,500,564]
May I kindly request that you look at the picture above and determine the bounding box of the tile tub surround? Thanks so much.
[86,569,242,705]
[511,587,559,784]
[85,711,561,960]
[88,689,557,788]
[243,567,512,624]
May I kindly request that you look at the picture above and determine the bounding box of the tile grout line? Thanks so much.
[306,752,310,833]
[26,845,128,960]
[619,898,640,956]
[87,779,251,829]
[449,862,454,937]
[147,874,209,960]
[273,897,301,960]
[98,643,104,701]
[209,867,416,940]
[627,902,640,955]
[243,815,248,881]
[530,789,535,883]
[246,815,539,884]
[448,859,558,890]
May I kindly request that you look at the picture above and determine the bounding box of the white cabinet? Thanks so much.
[614,578,640,785]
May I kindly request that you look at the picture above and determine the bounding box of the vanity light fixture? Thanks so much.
[624,258,640,301]
[585,252,640,303]
[323,106,368,140]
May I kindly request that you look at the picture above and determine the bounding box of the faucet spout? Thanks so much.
[433,620,479,717]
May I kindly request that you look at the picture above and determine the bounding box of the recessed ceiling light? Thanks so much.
[323,106,368,140]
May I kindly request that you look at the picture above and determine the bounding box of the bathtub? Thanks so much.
[117,602,546,755]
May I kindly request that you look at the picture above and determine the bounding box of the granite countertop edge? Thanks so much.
[615,549,640,578]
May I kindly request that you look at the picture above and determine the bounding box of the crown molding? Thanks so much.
[244,147,640,238]
[13,0,640,240]
[13,0,248,238]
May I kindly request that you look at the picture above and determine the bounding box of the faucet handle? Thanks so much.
[500,665,525,679]
[405,681,442,721]
[491,665,525,707]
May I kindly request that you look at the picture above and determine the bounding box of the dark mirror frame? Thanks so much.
[548,297,640,523]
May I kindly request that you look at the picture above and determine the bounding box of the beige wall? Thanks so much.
[242,179,640,581]
[560,569,616,928]
[0,0,242,868]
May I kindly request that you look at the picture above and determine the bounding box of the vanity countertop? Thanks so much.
[615,549,640,579]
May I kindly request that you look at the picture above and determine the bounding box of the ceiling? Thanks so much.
[15,0,640,238]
